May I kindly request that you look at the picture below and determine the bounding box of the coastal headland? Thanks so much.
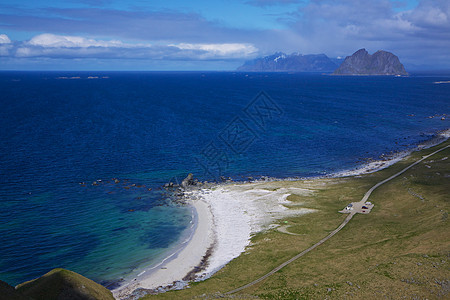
[8,135,448,300]
[137,137,449,299]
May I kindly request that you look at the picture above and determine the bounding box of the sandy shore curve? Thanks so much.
[112,199,214,299]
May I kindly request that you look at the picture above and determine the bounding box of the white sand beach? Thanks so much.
[194,185,315,278]
[112,183,315,299]
[112,199,214,299]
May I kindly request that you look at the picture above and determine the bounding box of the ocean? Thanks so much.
[0,71,448,287]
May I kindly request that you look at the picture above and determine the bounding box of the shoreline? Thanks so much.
[329,128,450,178]
[112,128,449,299]
[112,199,214,299]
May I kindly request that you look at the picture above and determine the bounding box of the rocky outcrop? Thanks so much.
[181,173,195,189]
[333,48,408,75]
[237,52,340,72]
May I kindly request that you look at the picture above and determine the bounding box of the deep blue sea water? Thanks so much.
[0,71,449,287]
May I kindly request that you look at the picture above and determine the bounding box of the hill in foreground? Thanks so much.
[333,48,408,75]
[14,268,114,300]
[0,280,31,300]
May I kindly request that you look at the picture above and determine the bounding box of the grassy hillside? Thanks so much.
[16,268,115,300]
[144,140,449,299]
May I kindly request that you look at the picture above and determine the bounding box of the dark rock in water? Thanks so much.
[237,52,340,72]
[163,182,177,189]
[333,48,408,75]
[15,268,115,300]
[181,173,195,189]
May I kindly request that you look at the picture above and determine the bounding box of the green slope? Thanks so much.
[16,268,114,300]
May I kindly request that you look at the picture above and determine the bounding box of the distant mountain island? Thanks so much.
[333,49,408,76]
[237,52,342,72]
[237,49,408,75]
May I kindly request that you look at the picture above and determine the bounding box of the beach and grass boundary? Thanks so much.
[142,139,449,299]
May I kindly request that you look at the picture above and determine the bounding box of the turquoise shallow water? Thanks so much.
[0,71,449,286]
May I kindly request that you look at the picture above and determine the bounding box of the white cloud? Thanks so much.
[0,34,12,56]
[421,7,447,25]
[10,33,259,61]
[172,43,258,58]
[27,33,144,48]
[0,34,11,44]
[405,0,450,29]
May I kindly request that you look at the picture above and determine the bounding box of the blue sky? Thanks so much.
[1,0,449,70]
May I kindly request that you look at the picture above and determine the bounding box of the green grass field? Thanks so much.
[145,141,449,299]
